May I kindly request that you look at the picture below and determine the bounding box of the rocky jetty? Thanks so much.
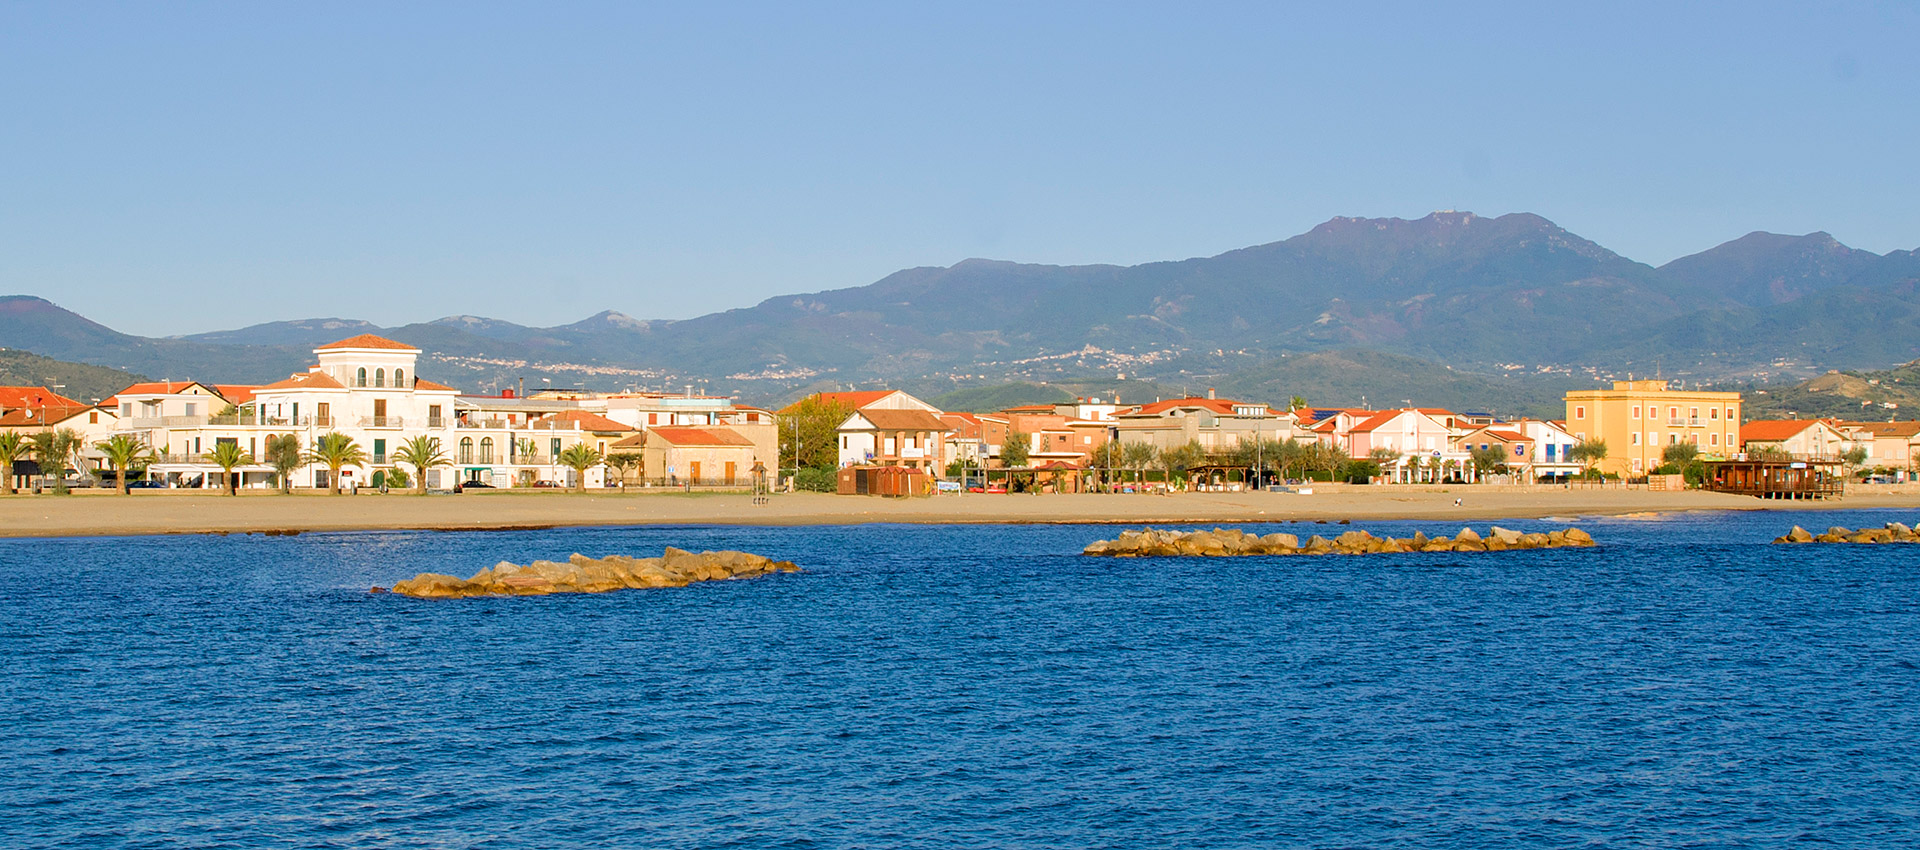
[380,547,800,598]
[1082,526,1595,557]
[1772,523,1920,545]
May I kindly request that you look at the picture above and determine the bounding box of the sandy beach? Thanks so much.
[3,485,1917,538]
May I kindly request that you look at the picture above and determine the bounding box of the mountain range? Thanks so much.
[3,211,1917,412]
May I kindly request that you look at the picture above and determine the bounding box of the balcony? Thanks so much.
[371,453,388,464]
[427,417,446,429]
[457,418,507,429]
[125,416,209,429]
[358,416,406,428]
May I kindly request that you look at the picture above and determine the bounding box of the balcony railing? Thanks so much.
[358,416,405,428]
[126,416,209,429]
[457,419,506,429]
[427,417,446,429]
[371,453,388,464]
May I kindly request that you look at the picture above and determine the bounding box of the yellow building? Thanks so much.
[1563,380,1742,477]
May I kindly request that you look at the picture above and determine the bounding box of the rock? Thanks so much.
[1483,536,1510,552]
[1562,528,1595,546]
[1785,526,1814,543]
[1077,525,1597,558]
[1303,535,1335,554]
[1489,526,1523,545]
[386,548,798,599]
[1259,533,1300,553]
[1519,532,1550,549]
[1455,527,1483,544]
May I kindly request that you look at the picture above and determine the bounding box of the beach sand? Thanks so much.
[3,485,1917,538]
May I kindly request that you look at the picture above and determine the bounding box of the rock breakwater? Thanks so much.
[380,547,800,598]
[1083,526,1595,557]
[1772,523,1920,545]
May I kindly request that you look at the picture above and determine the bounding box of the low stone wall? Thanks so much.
[380,547,800,598]
[1773,523,1919,544]
[1083,525,1595,557]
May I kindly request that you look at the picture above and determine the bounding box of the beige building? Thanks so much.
[1564,380,1742,477]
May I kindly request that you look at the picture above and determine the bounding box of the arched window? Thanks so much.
[394,369,405,388]
[458,437,473,464]
[479,437,494,464]
[356,367,367,387]
[374,369,385,388]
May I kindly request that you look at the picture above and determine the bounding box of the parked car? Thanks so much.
[529,480,561,489]
[128,480,166,489]
[454,481,495,492]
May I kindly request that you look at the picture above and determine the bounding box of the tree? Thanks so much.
[1085,440,1125,488]
[1289,396,1308,412]
[1747,443,1792,462]
[1368,447,1402,480]
[93,434,155,494]
[1122,441,1158,483]
[30,428,84,494]
[264,434,303,493]
[777,396,854,472]
[605,452,641,488]
[557,442,604,491]
[1841,445,1869,478]
[392,435,449,494]
[1470,445,1509,476]
[1568,439,1608,479]
[1160,440,1207,489]
[206,441,252,495]
[1001,432,1031,468]
[385,466,411,490]
[0,431,30,495]
[1661,442,1700,467]
[305,432,367,495]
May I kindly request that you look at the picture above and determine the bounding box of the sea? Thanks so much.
[3,510,1918,849]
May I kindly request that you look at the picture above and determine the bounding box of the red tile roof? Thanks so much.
[0,403,92,427]
[1485,430,1528,442]
[260,371,346,390]
[541,410,632,432]
[412,378,458,391]
[315,334,419,351]
[648,426,755,447]
[100,381,213,408]
[212,385,260,405]
[1132,397,1240,416]
[0,386,82,409]
[781,390,897,414]
[1348,411,1404,433]
[851,408,953,432]
[1740,420,1825,442]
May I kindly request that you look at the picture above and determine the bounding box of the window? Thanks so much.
[841,436,848,449]
[1574,406,1585,419]
[1648,432,1657,445]
[1670,433,1680,444]
[1710,433,1719,446]
[1726,407,1736,419]
[1632,406,1640,419]
[1710,408,1719,420]
[374,369,385,388]
[357,367,367,387]
[479,438,494,464]
[1631,432,1640,446]
[394,369,404,388]
[649,413,658,425]
[1669,407,1679,420]
[458,438,473,464]
[551,438,561,457]
[185,403,197,416]
[89,412,98,423]
[1690,407,1698,419]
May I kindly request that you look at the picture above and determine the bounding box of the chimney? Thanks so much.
[1206,388,1216,400]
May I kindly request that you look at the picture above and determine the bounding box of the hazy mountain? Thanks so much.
[0,296,309,384]
[7,211,1919,407]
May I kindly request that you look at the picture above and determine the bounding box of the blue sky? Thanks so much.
[3,2,1916,336]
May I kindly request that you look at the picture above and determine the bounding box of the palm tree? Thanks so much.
[556,442,604,491]
[305,432,367,494]
[392,435,449,494]
[205,442,252,495]
[30,428,84,494]
[264,434,303,493]
[94,434,155,494]
[0,431,28,495]
[1289,396,1308,412]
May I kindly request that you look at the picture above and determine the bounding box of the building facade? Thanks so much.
[1564,380,1743,477]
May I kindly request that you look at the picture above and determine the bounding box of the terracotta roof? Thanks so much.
[999,404,1057,414]
[1485,430,1529,442]
[610,434,647,449]
[850,408,953,432]
[1841,421,1920,438]
[412,378,458,392]
[0,403,92,427]
[781,390,896,413]
[212,385,260,405]
[541,410,632,432]
[1133,397,1240,416]
[1741,420,1824,442]
[0,386,83,409]
[648,426,755,447]
[1348,411,1404,433]
[315,334,419,351]
[260,371,346,390]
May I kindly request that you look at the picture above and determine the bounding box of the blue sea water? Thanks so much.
[3,510,1919,849]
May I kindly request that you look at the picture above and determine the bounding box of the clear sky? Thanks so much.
[3,2,1916,337]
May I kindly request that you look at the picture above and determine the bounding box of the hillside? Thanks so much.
[1743,360,1920,420]
[6,211,1918,407]
[0,348,147,403]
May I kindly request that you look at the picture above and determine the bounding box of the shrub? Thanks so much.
[795,467,838,492]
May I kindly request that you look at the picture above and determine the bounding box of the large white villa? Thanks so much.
[98,334,776,490]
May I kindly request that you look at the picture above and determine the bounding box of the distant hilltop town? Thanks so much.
[1,334,1916,495]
